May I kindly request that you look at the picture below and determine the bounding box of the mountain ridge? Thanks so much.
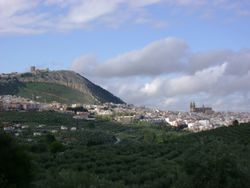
[0,70,125,104]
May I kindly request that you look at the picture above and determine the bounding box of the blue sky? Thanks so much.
[0,0,250,111]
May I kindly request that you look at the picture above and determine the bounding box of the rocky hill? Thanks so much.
[0,70,125,104]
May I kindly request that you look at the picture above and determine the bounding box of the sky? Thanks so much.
[1,0,250,112]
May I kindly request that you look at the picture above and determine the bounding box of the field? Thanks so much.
[0,111,250,188]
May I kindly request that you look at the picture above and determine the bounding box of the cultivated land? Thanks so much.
[0,111,250,188]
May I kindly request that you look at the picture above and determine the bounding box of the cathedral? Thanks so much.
[190,102,213,113]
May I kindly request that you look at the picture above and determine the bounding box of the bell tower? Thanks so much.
[190,102,196,112]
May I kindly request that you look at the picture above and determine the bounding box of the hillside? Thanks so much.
[0,70,124,104]
[0,111,249,188]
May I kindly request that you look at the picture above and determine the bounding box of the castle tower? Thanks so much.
[30,66,36,73]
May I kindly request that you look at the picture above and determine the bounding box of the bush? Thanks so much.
[49,141,65,154]
[46,134,56,144]
[0,132,32,188]
[143,130,156,143]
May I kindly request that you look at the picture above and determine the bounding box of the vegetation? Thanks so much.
[0,111,75,126]
[0,78,24,95]
[66,106,88,114]
[49,141,65,153]
[18,82,93,104]
[0,132,32,188]
[0,70,125,104]
[0,111,249,188]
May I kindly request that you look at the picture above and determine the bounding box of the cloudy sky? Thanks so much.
[1,0,250,111]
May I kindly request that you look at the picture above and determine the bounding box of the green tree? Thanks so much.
[232,119,239,126]
[46,134,56,144]
[143,130,156,143]
[180,154,250,188]
[0,132,32,188]
[49,141,65,154]
[66,106,88,114]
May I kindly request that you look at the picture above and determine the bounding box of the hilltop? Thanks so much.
[0,69,124,104]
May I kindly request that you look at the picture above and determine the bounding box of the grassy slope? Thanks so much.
[17,82,94,104]
[0,71,125,104]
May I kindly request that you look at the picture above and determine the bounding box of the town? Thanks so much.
[1,95,249,136]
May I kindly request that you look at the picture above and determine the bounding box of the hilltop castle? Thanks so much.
[30,66,49,74]
[190,102,213,113]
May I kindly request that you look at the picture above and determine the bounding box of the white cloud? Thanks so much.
[188,49,250,75]
[128,0,162,7]
[167,63,227,96]
[65,0,121,24]
[164,97,178,106]
[140,63,227,97]
[0,0,249,35]
[71,54,98,76]
[0,0,161,34]
[0,0,44,34]
[95,37,188,77]
[72,38,250,80]
[141,77,164,96]
[71,37,250,111]
[168,0,207,7]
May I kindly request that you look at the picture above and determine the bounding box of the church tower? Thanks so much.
[190,102,196,112]
[190,102,193,112]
